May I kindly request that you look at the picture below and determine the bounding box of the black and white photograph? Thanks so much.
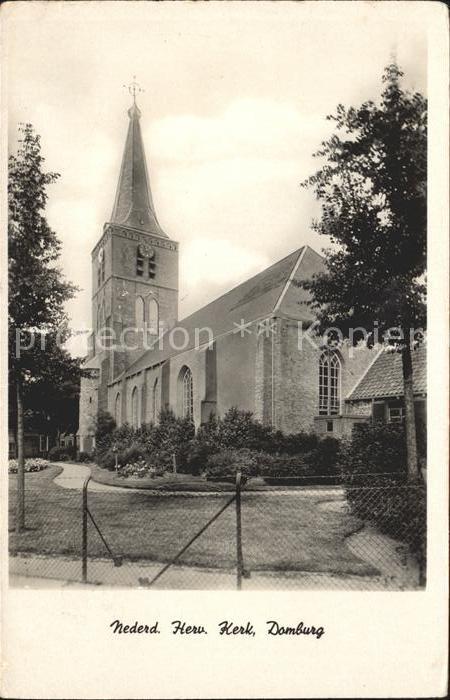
[1,1,448,698]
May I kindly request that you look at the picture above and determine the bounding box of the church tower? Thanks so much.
[79,89,179,447]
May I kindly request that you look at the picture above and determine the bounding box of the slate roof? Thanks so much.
[123,245,324,379]
[348,344,427,400]
[110,101,168,238]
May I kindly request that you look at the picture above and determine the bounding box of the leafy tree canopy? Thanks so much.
[8,123,80,384]
[302,63,427,346]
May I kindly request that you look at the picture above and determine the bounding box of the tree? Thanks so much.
[17,345,82,450]
[301,63,426,480]
[9,123,80,530]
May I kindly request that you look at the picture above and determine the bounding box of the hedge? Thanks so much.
[340,422,426,574]
[94,407,341,479]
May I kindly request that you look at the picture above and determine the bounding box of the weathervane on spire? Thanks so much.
[123,76,144,104]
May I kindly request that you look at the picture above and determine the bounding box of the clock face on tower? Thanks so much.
[138,243,155,259]
[136,243,157,279]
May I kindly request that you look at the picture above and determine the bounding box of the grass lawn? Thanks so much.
[9,465,376,576]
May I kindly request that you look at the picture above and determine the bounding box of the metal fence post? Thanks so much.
[82,475,91,583]
[236,470,244,590]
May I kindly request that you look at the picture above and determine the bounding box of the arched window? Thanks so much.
[148,299,159,335]
[152,377,159,423]
[178,366,194,420]
[97,247,105,286]
[114,392,121,427]
[97,302,105,331]
[319,351,341,416]
[135,296,145,330]
[131,386,140,428]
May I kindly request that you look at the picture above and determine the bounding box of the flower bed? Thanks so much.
[8,458,49,474]
[118,460,166,479]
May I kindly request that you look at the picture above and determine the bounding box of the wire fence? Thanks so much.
[9,467,426,590]
[238,482,425,590]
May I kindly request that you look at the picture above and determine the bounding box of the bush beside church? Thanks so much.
[93,407,341,481]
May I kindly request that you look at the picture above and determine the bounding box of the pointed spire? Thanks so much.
[110,88,167,238]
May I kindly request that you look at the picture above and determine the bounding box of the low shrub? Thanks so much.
[339,422,407,483]
[216,407,274,451]
[97,448,118,471]
[48,446,72,462]
[345,482,426,571]
[8,458,49,474]
[94,406,330,476]
[197,408,325,456]
[258,453,310,478]
[77,451,92,463]
[341,422,426,571]
[255,437,340,479]
[205,448,260,479]
[95,410,116,453]
[111,423,140,451]
[195,414,220,452]
[302,436,340,475]
[184,441,214,476]
[154,409,196,465]
[118,443,149,468]
[270,430,321,455]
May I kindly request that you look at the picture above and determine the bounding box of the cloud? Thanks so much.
[148,98,331,164]
[179,237,269,319]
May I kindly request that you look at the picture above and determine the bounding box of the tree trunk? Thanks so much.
[401,342,419,481]
[16,377,25,532]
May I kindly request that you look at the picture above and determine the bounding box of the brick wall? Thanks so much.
[78,372,99,452]
[102,315,377,438]
[168,348,206,427]
[273,319,377,434]
[215,328,257,418]
[345,399,373,417]
[254,318,282,425]
[90,225,179,379]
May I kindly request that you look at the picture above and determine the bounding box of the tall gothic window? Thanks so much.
[131,386,140,428]
[135,296,145,330]
[148,298,159,335]
[114,392,121,427]
[179,366,194,420]
[98,248,105,286]
[319,351,341,416]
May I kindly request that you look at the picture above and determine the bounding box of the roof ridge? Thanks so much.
[123,245,313,378]
[345,346,384,399]
[273,246,306,313]
[178,247,306,324]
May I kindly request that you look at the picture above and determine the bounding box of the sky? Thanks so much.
[5,1,428,356]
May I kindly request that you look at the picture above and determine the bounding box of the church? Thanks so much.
[77,97,424,453]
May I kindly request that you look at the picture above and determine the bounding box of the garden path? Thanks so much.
[52,461,344,497]
[52,462,139,493]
